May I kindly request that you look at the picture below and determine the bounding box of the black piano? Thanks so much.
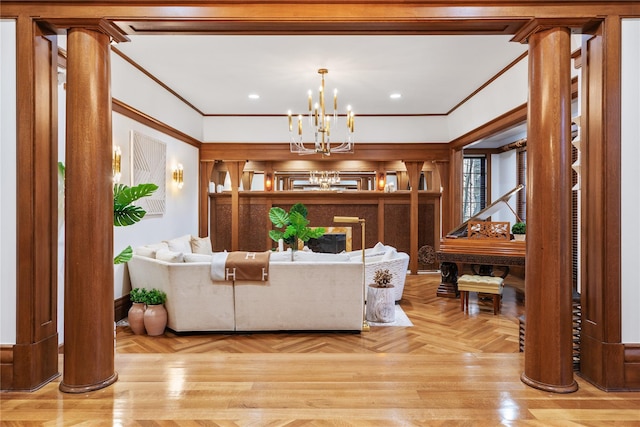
[436,185,526,298]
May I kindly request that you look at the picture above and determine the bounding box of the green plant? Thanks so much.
[373,269,393,288]
[144,288,167,305]
[113,183,158,264]
[130,288,148,304]
[268,203,325,248]
[512,222,526,235]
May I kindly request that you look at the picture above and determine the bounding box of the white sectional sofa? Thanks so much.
[127,235,365,333]
[348,242,410,302]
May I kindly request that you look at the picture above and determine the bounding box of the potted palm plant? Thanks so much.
[143,288,167,336]
[366,269,395,323]
[268,203,325,260]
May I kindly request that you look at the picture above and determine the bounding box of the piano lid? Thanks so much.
[446,184,524,238]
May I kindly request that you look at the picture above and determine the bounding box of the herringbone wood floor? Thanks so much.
[3,273,640,426]
[115,272,524,354]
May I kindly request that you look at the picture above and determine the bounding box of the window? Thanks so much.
[462,156,487,221]
[517,149,527,222]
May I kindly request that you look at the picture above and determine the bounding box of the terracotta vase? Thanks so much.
[366,285,396,323]
[127,302,146,335]
[144,304,168,336]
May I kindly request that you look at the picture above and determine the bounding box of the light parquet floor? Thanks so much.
[115,272,524,355]
[3,273,640,426]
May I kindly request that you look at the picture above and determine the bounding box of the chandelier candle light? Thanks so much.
[288,68,355,156]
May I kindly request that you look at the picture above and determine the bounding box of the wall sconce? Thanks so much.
[378,173,386,191]
[112,146,122,183]
[172,164,184,189]
[265,173,273,191]
[333,215,369,332]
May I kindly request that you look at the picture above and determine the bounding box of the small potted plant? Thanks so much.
[366,269,396,323]
[512,222,526,241]
[143,288,168,336]
[128,288,148,335]
[268,203,325,260]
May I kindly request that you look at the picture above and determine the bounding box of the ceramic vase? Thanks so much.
[128,302,146,335]
[144,304,168,336]
[366,285,395,323]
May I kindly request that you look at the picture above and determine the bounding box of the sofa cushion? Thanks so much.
[134,242,169,258]
[294,251,352,262]
[184,253,212,263]
[191,236,213,254]
[156,249,184,263]
[165,234,192,254]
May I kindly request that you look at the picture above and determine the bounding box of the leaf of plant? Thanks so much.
[290,203,308,218]
[268,207,289,228]
[268,229,284,242]
[114,245,133,264]
[114,205,147,227]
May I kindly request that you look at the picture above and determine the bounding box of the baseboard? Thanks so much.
[115,293,131,322]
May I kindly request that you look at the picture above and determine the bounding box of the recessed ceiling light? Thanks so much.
[248,93,260,100]
[390,93,402,99]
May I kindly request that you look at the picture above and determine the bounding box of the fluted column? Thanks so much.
[521,26,577,393]
[60,27,117,393]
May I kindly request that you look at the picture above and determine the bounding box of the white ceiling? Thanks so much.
[114,34,530,146]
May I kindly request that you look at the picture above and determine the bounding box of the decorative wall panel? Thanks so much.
[131,130,166,215]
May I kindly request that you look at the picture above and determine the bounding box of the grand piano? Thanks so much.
[436,185,526,298]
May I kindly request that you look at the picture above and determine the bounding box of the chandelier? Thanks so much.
[288,68,355,156]
[309,170,340,190]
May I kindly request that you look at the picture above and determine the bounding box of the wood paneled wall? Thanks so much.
[210,191,440,270]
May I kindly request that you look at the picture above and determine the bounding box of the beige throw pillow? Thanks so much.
[165,234,192,254]
[191,236,213,254]
[156,249,184,263]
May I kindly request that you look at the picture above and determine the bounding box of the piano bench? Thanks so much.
[457,274,504,315]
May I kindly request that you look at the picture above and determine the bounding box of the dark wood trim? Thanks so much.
[201,142,450,162]
[114,293,131,323]
[13,16,60,392]
[579,17,628,391]
[450,104,528,151]
[111,46,205,116]
[112,98,201,148]
[447,51,528,116]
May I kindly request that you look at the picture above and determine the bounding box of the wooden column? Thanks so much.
[199,160,215,237]
[404,161,424,274]
[10,18,60,392]
[226,161,245,251]
[521,26,577,393]
[60,27,117,393]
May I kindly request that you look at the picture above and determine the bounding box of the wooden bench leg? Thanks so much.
[493,294,500,315]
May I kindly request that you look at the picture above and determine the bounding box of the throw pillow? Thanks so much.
[156,249,184,263]
[184,253,212,263]
[165,234,192,254]
[191,236,213,254]
[382,248,398,261]
[134,242,168,258]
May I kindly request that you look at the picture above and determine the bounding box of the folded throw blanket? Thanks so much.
[211,251,270,282]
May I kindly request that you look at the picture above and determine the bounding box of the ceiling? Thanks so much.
[114,34,530,147]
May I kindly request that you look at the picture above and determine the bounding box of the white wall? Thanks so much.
[621,19,640,344]
[447,57,529,142]
[0,19,17,345]
[112,114,199,299]
[203,115,450,143]
[111,52,203,142]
